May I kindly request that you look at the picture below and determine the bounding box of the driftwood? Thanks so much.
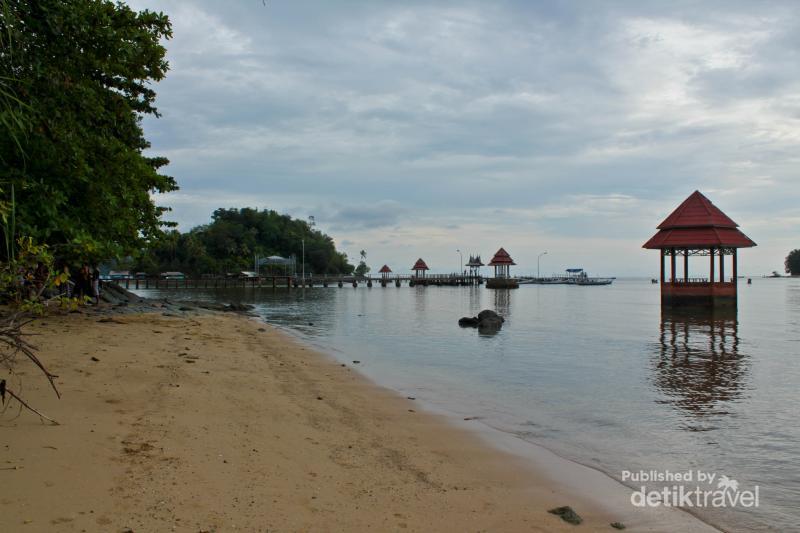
[0,311,60,424]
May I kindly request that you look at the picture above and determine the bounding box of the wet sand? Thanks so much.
[1,311,718,532]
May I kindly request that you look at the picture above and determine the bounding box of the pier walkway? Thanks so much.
[116,274,483,290]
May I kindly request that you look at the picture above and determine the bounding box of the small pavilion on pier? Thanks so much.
[378,264,394,287]
[487,248,518,289]
[643,191,756,307]
[411,258,429,279]
[465,255,483,278]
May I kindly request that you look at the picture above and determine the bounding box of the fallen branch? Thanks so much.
[0,311,60,398]
[3,384,59,425]
[0,310,61,424]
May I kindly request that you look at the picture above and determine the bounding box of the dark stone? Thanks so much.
[90,356,100,362]
[459,309,504,333]
[179,306,194,311]
[548,506,582,525]
[611,522,626,530]
[458,317,479,327]
[352,360,361,364]
[477,316,504,334]
[225,303,254,312]
[477,309,504,323]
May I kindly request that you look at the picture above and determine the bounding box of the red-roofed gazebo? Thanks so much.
[643,191,756,307]
[411,258,429,279]
[487,248,519,289]
[379,264,392,279]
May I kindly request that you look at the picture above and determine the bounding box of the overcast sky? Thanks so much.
[128,0,800,276]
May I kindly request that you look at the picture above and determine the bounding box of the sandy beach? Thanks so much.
[1,309,719,532]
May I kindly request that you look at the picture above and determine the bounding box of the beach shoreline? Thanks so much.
[1,309,719,532]
[263,319,726,533]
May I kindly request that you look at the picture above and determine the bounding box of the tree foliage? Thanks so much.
[354,249,369,277]
[0,0,176,263]
[785,249,800,276]
[135,208,354,276]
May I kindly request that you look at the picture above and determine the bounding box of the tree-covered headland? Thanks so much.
[136,208,354,277]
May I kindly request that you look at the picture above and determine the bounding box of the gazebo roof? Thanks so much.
[411,258,429,271]
[488,247,516,266]
[465,254,484,267]
[643,191,756,249]
[378,264,392,273]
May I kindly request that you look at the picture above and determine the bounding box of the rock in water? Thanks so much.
[477,316,504,334]
[458,317,480,327]
[458,309,504,333]
[477,309,504,323]
[548,506,582,525]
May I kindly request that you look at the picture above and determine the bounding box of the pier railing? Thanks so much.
[113,274,484,290]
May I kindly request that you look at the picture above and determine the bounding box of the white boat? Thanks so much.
[567,268,614,286]
[515,269,614,285]
[574,277,614,286]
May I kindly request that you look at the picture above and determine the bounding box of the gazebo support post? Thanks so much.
[670,248,676,283]
[710,247,715,283]
[660,251,665,283]
[733,249,738,284]
[719,252,725,283]
[684,249,689,281]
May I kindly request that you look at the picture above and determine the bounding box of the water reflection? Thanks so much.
[652,309,750,428]
[467,284,482,314]
[493,289,512,319]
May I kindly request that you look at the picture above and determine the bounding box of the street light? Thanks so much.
[456,249,463,275]
[537,251,548,279]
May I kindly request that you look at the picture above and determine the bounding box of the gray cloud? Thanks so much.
[318,201,407,231]
[132,0,800,275]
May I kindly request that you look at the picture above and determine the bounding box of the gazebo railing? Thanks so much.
[666,278,736,284]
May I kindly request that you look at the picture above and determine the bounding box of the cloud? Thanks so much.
[131,0,800,275]
[321,201,407,230]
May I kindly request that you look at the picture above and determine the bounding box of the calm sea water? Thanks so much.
[135,278,800,532]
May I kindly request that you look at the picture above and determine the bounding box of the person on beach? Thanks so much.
[92,265,101,304]
[73,264,93,302]
[31,261,49,299]
[55,262,72,298]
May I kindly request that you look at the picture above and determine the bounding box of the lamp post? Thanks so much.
[456,249,463,275]
[537,251,548,279]
[301,239,305,284]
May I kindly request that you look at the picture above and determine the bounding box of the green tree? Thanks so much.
[134,208,354,277]
[0,0,176,264]
[354,249,369,277]
[785,249,800,275]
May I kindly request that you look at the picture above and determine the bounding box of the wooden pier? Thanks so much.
[117,274,483,290]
